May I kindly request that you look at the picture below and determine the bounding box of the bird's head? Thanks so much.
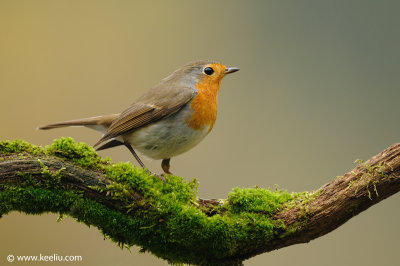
[165,60,239,91]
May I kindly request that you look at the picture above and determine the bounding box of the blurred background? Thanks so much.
[0,0,399,265]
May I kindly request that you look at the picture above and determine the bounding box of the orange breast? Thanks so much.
[186,77,221,133]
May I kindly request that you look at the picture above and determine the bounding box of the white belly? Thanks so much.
[124,108,210,160]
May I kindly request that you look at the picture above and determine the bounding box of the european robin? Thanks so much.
[39,60,239,176]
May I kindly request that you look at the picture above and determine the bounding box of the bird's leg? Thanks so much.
[161,158,172,175]
[123,143,166,183]
[124,143,146,168]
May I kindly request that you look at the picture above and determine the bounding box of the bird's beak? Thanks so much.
[224,67,240,74]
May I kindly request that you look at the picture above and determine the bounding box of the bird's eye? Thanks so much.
[204,67,214,75]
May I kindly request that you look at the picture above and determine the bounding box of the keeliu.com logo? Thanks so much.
[6,253,83,262]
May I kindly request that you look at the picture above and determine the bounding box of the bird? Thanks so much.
[39,60,239,177]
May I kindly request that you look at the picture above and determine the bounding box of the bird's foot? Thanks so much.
[144,169,167,184]
[154,173,167,184]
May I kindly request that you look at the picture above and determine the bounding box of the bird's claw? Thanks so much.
[155,173,167,184]
[145,169,166,184]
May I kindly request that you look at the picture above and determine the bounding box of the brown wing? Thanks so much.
[94,85,194,147]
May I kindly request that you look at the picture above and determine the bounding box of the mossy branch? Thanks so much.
[0,138,399,265]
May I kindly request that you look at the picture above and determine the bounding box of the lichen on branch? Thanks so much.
[0,138,399,266]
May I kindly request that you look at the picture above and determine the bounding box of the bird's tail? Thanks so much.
[38,114,119,134]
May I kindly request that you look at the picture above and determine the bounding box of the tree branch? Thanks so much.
[0,138,399,265]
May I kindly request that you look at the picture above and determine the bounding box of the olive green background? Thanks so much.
[0,0,399,265]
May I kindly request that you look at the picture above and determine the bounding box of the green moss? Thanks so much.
[275,189,322,237]
[38,159,64,189]
[0,138,109,171]
[0,138,319,265]
[0,139,44,155]
[350,159,387,199]
[279,189,321,212]
[45,137,109,170]
[225,187,293,214]
[0,186,81,216]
